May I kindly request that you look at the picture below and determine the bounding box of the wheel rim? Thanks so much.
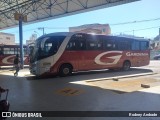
[63,68,70,75]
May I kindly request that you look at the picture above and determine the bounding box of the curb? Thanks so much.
[86,72,157,82]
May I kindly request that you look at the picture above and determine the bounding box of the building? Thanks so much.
[0,32,15,45]
[117,34,145,39]
[69,23,111,35]
[26,34,37,45]
[153,41,160,50]
[151,35,160,50]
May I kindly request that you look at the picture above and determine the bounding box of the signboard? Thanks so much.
[14,13,27,22]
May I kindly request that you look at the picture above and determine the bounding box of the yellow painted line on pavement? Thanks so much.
[56,88,84,96]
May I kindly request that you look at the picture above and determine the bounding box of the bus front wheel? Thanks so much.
[59,64,72,77]
[122,61,131,71]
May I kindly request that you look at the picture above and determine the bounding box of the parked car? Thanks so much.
[153,54,160,60]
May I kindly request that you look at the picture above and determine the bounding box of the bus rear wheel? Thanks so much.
[59,64,72,77]
[122,61,131,71]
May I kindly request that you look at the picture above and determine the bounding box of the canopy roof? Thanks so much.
[0,0,139,30]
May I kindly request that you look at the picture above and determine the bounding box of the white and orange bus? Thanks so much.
[29,32,150,76]
[0,44,29,67]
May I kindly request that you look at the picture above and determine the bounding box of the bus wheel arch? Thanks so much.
[122,60,131,71]
[59,63,73,77]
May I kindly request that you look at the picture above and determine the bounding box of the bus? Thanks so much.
[29,32,150,76]
[0,44,29,66]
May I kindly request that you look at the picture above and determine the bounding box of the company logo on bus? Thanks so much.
[2,55,15,64]
[1,55,28,65]
[95,51,123,65]
[126,52,149,56]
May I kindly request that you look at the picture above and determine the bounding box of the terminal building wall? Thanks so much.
[69,24,111,35]
[0,32,15,45]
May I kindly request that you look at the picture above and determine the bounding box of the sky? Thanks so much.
[1,0,160,44]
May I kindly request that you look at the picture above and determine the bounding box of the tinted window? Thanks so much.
[66,39,76,50]
[3,47,14,54]
[97,37,103,50]
[104,37,116,50]
[77,38,86,50]
[132,40,140,50]
[14,48,18,55]
[86,35,103,50]
[140,41,149,50]
[0,47,3,55]
[24,47,28,55]
[66,34,86,50]
[117,39,131,50]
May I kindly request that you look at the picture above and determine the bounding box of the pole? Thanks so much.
[38,27,45,35]
[42,27,44,35]
[19,15,24,69]
[159,28,160,41]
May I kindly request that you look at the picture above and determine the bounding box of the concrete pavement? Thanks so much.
[0,60,160,120]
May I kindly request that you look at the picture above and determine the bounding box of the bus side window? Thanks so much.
[66,39,77,50]
[66,34,86,50]
[3,47,14,54]
[3,48,9,54]
[10,48,14,54]
[76,34,86,50]
[18,48,20,54]
[132,41,140,50]
[0,51,2,55]
[24,48,27,55]
[117,40,131,50]
[15,48,20,55]
[86,37,97,50]
[97,36,103,50]
[140,41,149,50]
[0,48,3,55]
[86,35,103,50]
[14,48,17,54]
[104,40,116,50]
[77,39,86,50]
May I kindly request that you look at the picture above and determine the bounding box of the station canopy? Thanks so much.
[0,0,139,30]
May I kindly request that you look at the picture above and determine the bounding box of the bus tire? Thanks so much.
[59,64,72,77]
[122,61,131,71]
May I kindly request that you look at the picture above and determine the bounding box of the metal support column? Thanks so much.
[19,16,24,69]
[159,28,160,42]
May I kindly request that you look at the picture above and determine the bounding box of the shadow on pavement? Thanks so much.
[0,67,160,114]
[25,68,153,81]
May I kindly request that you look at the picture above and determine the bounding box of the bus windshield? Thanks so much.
[30,36,66,63]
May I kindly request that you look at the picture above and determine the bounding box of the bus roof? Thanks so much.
[88,34,149,42]
[37,32,149,42]
[104,35,149,42]
[38,32,74,39]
